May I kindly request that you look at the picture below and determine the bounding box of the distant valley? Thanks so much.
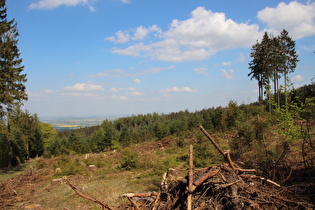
[40,114,126,131]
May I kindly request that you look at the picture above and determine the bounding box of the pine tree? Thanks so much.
[0,0,27,118]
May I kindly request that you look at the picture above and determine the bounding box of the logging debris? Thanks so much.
[117,125,314,209]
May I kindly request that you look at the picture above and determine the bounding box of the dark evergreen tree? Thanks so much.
[248,32,272,104]
[249,30,298,108]
[277,29,299,111]
[0,0,27,167]
[0,0,27,118]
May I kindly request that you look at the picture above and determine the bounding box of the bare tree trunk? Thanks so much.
[284,71,288,113]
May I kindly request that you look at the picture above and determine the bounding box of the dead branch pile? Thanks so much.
[117,125,314,209]
[118,164,313,209]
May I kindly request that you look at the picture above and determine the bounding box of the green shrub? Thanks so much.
[120,148,139,170]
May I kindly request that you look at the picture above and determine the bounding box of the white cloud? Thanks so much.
[163,86,196,93]
[119,0,130,4]
[107,7,261,62]
[222,61,232,66]
[44,89,57,94]
[63,82,103,91]
[130,91,143,96]
[257,1,315,39]
[105,31,130,44]
[193,66,208,76]
[89,66,175,78]
[133,26,150,40]
[29,0,95,11]
[235,52,246,63]
[89,69,126,78]
[110,87,141,96]
[106,25,162,44]
[134,78,141,84]
[111,95,128,100]
[221,69,234,79]
[292,75,304,82]
[27,91,44,97]
[110,87,120,92]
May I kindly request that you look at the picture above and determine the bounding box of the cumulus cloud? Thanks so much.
[163,86,196,93]
[63,82,103,91]
[105,31,130,44]
[111,95,128,100]
[110,87,120,92]
[105,25,161,44]
[29,0,95,11]
[107,7,260,62]
[221,69,234,79]
[89,69,126,78]
[222,61,232,66]
[193,66,208,76]
[119,0,130,4]
[134,78,141,84]
[235,52,246,63]
[292,75,304,82]
[130,91,143,96]
[257,1,315,39]
[109,87,142,96]
[89,66,175,78]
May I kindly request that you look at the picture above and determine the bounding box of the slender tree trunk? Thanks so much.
[273,72,277,104]
[7,112,11,168]
[284,72,288,113]
[277,75,280,107]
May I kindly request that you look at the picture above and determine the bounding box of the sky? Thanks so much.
[6,0,315,118]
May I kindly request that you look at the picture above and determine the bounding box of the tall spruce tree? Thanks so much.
[0,0,27,167]
[277,29,299,111]
[249,30,298,108]
[248,32,272,104]
[0,0,27,119]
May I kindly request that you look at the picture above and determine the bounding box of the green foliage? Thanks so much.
[39,122,57,150]
[53,157,86,177]
[120,148,139,170]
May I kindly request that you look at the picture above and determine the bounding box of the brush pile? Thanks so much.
[120,164,313,209]
[119,125,314,209]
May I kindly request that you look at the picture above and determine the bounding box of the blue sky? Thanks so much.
[6,0,315,117]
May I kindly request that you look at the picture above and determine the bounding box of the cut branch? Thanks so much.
[65,180,113,210]
[192,168,221,191]
[199,125,236,171]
